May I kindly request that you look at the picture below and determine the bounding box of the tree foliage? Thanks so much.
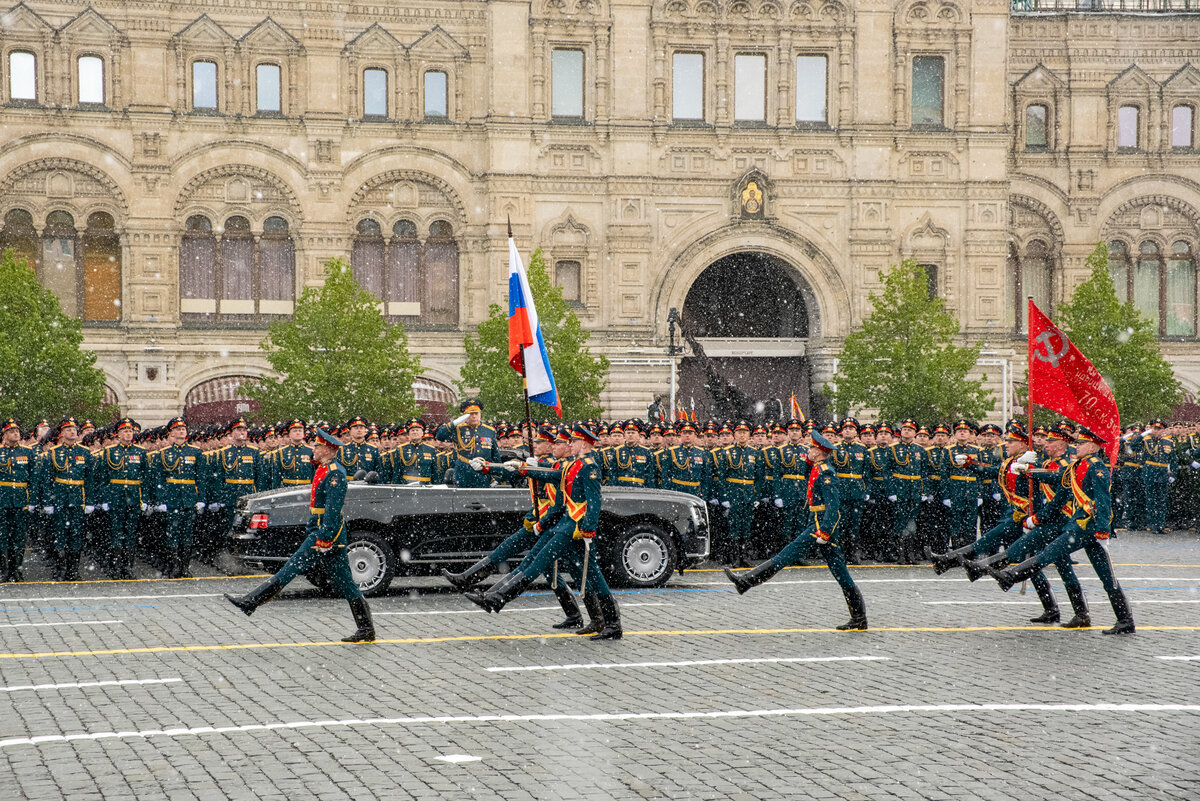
[244,258,423,423]
[1052,242,1181,423]
[826,258,993,423]
[459,248,609,420]
[0,249,110,424]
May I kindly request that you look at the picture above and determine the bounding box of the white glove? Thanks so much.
[211,503,223,511]
[1168,476,1175,484]
[774,498,784,508]
[532,523,541,535]
[942,499,952,507]
[140,503,147,512]
[469,457,485,472]
[887,495,897,502]
[752,500,760,508]
[863,494,871,501]
[100,503,110,512]
[953,454,968,466]
[921,495,930,502]
[502,459,522,471]
[155,504,167,512]
[992,492,1001,501]
[1011,462,1030,474]
[195,502,206,510]
[84,505,95,514]
[1016,451,1039,465]
[1191,461,1200,469]
[525,456,539,467]
[708,498,719,506]
[1022,515,1037,532]
[43,506,54,514]
[721,501,730,509]
[976,498,983,507]
[26,505,35,512]
[453,413,471,426]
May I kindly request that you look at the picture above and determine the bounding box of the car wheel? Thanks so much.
[345,531,396,597]
[608,524,676,588]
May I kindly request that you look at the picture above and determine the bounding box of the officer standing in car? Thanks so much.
[436,399,501,488]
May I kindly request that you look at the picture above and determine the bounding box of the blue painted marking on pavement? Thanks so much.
[0,605,158,613]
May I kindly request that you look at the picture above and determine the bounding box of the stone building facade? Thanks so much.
[0,0,1196,423]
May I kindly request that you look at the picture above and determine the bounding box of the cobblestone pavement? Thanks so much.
[1,532,1199,801]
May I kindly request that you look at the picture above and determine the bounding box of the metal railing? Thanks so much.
[1013,0,1200,11]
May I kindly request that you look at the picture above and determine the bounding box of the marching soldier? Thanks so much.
[152,417,206,579]
[38,418,94,581]
[272,418,315,489]
[339,416,381,477]
[435,399,501,488]
[831,418,868,563]
[716,420,765,567]
[92,418,147,579]
[1141,419,1175,534]
[886,419,929,564]
[0,418,36,582]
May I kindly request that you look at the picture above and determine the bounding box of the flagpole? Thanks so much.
[1026,297,1035,502]
[510,215,538,510]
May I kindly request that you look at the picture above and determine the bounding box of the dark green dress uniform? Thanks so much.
[394,441,439,483]
[945,443,982,549]
[0,429,36,582]
[1116,433,1145,528]
[1141,429,1175,533]
[272,442,314,489]
[976,437,1005,531]
[923,440,951,552]
[831,439,868,561]
[775,441,810,554]
[659,443,710,500]
[885,435,928,563]
[611,443,657,488]
[435,423,501,488]
[153,436,206,578]
[38,441,94,580]
[338,440,381,478]
[212,442,265,544]
[716,438,765,566]
[92,437,147,579]
[862,442,892,560]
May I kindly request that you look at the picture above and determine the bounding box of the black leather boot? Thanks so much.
[1028,571,1060,623]
[575,592,605,635]
[224,578,283,616]
[342,597,376,643]
[550,580,583,629]
[992,556,1043,592]
[1060,581,1091,629]
[724,560,783,595]
[464,570,533,613]
[173,551,192,579]
[735,542,751,569]
[589,593,622,640]
[964,551,1008,583]
[442,557,497,591]
[1102,587,1135,635]
[836,585,868,630]
[66,550,83,581]
[925,543,976,575]
[0,552,9,583]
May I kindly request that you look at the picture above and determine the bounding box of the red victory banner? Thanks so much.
[1027,299,1121,464]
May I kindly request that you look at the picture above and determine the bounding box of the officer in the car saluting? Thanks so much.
[436,398,501,488]
[224,427,375,643]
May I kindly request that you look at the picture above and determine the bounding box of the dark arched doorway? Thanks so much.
[678,253,813,422]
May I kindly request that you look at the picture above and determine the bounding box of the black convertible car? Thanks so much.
[228,478,710,596]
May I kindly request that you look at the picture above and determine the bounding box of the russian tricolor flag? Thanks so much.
[507,230,562,417]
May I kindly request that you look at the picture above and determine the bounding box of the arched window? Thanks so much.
[1025,104,1048,151]
[180,214,293,322]
[1166,240,1196,336]
[9,51,37,101]
[219,216,254,317]
[258,216,295,315]
[424,221,459,326]
[1117,105,1140,150]
[42,211,79,316]
[78,55,104,105]
[180,215,216,315]
[387,219,420,315]
[0,208,38,269]
[1108,240,1129,304]
[82,212,120,321]
[351,218,385,297]
[350,216,460,326]
[1134,240,1161,327]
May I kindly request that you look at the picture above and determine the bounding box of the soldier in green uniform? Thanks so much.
[774,419,810,560]
[612,420,657,488]
[92,418,147,579]
[272,418,314,489]
[0,418,36,582]
[725,429,867,630]
[211,417,265,554]
[945,420,983,550]
[923,423,952,553]
[862,424,892,561]
[659,420,710,501]
[831,418,868,563]
[338,416,381,477]
[225,427,375,643]
[976,423,1004,531]
[396,419,439,483]
[38,418,95,581]
[436,399,501,488]
[1116,424,1145,529]
[1141,419,1175,534]
[885,419,929,564]
[152,417,207,579]
[716,421,765,567]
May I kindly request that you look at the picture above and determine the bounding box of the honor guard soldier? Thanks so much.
[93,418,147,579]
[211,417,265,552]
[775,419,811,560]
[1116,424,1145,529]
[923,423,952,552]
[716,420,765,568]
[396,419,439,483]
[886,419,929,564]
[435,399,500,487]
[152,417,206,579]
[0,418,36,582]
[37,418,94,581]
[338,416,381,477]
[659,421,710,501]
[225,427,376,643]
[976,424,1005,530]
[272,418,314,489]
[945,420,983,550]
[831,418,868,563]
[1141,419,1175,534]
[862,424,893,561]
[725,429,867,631]
[612,420,657,488]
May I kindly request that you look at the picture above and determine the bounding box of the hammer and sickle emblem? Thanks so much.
[1033,330,1069,368]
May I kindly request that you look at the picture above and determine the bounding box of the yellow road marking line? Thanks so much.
[7,575,271,586]
[685,563,1200,573]
[3,625,1198,660]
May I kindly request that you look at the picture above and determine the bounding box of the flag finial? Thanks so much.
[507,215,513,240]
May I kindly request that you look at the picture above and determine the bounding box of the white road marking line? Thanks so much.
[0,678,183,694]
[3,703,1196,750]
[486,655,889,672]
[0,620,124,629]
[692,576,1200,586]
[377,602,671,617]
[927,599,1200,606]
[435,754,482,763]
[0,594,221,603]
[1157,656,1200,661]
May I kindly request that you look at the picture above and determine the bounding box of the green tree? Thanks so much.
[1052,242,1181,422]
[244,257,423,423]
[459,248,608,420]
[825,258,993,422]
[0,249,110,424]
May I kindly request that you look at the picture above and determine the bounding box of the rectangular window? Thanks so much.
[1117,105,1139,149]
[919,264,939,299]
[78,56,104,104]
[363,68,388,117]
[552,49,584,118]
[10,52,37,101]
[192,61,217,109]
[912,56,944,127]
[256,64,281,113]
[1025,104,1048,150]
[424,71,448,118]
[734,54,766,122]
[1172,105,1194,149]
[672,53,704,121]
[556,260,581,302]
[795,55,827,124]
[1166,256,1196,336]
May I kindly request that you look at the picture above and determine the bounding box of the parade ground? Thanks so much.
[0,533,1197,801]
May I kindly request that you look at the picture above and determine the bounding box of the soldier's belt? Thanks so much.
[403,475,429,483]
[166,478,196,485]
[456,454,475,462]
[617,476,645,484]
[54,478,85,486]
[950,475,977,481]
[1122,463,1142,468]
[0,481,28,487]
[836,473,863,479]
[110,479,141,485]
[310,507,324,514]
[1146,461,1169,468]
[282,479,309,485]
[781,474,805,480]
[809,505,826,511]
[670,478,700,487]
[224,478,255,485]
[893,473,921,480]
[726,478,755,485]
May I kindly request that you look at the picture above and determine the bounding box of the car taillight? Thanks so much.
[248,513,270,530]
